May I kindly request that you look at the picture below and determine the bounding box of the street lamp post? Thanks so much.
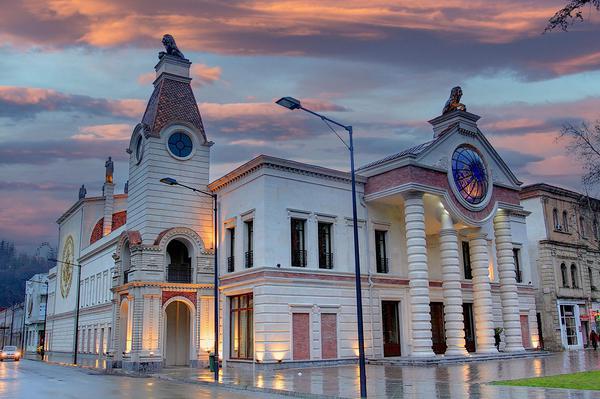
[160,177,219,382]
[49,258,82,365]
[275,96,367,398]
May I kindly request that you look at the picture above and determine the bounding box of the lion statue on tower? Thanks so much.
[159,34,186,60]
[442,86,467,114]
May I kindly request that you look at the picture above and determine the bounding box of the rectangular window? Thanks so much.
[513,248,522,283]
[375,230,388,273]
[245,221,253,268]
[462,242,473,279]
[227,227,235,272]
[229,293,253,360]
[291,218,307,267]
[318,222,333,269]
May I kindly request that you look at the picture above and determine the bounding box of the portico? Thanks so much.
[358,108,532,357]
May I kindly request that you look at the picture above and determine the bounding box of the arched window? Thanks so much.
[166,240,192,283]
[121,241,131,284]
[563,211,569,232]
[561,263,569,288]
[589,267,595,290]
[571,264,579,288]
[552,208,559,230]
[580,216,586,238]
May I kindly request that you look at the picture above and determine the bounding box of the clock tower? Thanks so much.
[126,42,213,247]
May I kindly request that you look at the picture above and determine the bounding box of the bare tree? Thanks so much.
[559,121,600,186]
[546,0,600,31]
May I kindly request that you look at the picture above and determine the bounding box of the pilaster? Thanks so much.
[103,182,115,236]
[403,191,434,357]
[493,210,524,352]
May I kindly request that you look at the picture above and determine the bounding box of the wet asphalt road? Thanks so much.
[0,359,284,399]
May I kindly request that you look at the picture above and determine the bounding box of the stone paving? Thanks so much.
[153,351,600,398]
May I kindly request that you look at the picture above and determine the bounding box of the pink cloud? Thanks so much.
[191,64,222,87]
[71,123,132,141]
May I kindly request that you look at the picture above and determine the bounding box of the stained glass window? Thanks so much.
[451,146,488,205]
[168,132,193,158]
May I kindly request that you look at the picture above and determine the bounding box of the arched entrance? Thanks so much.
[165,300,191,366]
[119,299,131,357]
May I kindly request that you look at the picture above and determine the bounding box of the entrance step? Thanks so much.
[369,350,551,366]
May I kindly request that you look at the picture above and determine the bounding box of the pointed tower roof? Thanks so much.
[141,52,207,141]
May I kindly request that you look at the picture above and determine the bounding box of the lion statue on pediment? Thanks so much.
[159,34,186,60]
[443,86,467,114]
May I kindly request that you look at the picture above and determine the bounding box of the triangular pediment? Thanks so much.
[415,112,522,189]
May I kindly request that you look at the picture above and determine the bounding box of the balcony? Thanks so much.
[292,249,307,267]
[319,252,333,269]
[245,251,253,268]
[376,257,389,273]
[227,256,235,273]
[167,263,192,283]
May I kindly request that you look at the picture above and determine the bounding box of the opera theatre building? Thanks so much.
[45,38,539,372]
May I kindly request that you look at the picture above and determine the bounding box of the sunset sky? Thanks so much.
[2,0,600,252]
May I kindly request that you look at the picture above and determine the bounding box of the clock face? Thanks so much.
[60,236,74,298]
[168,131,193,158]
[451,146,488,206]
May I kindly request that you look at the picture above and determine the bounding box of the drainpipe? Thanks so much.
[360,195,376,357]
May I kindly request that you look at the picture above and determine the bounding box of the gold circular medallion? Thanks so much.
[60,236,75,298]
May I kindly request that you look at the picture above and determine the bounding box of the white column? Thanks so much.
[440,212,468,356]
[493,210,524,352]
[403,191,434,357]
[467,231,497,353]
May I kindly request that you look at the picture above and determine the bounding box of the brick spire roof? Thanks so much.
[141,74,206,140]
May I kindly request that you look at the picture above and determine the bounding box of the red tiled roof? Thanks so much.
[141,78,206,138]
[90,210,127,245]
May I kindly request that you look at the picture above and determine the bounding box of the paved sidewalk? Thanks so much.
[154,351,600,398]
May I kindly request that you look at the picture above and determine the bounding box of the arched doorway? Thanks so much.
[165,300,191,366]
[119,299,131,357]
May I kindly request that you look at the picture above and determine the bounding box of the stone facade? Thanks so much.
[521,183,600,351]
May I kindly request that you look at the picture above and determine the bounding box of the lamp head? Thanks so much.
[160,177,178,186]
[275,97,302,110]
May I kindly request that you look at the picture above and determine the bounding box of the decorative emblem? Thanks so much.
[451,146,488,205]
[60,236,75,298]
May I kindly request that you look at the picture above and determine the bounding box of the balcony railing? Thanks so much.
[227,256,235,273]
[245,251,253,268]
[376,257,389,274]
[292,249,307,267]
[515,269,522,283]
[319,252,333,269]
[167,264,192,283]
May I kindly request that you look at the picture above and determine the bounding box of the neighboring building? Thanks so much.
[0,303,25,349]
[24,273,49,354]
[521,183,600,351]
[45,37,539,371]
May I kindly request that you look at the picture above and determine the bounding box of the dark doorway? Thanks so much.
[536,312,544,349]
[382,301,401,357]
[463,303,476,353]
[430,302,447,354]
